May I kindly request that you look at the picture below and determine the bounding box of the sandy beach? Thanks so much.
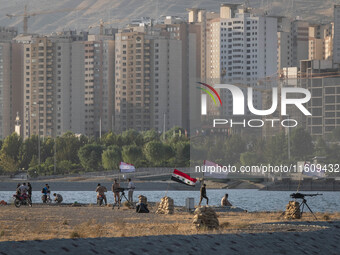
[0,203,339,254]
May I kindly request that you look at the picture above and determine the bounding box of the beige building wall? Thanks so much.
[83,41,95,136]
[52,39,86,136]
[0,43,11,138]
[308,23,333,60]
[309,37,323,60]
[20,36,54,138]
[114,31,152,132]
[278,31,293,69]
[333,5,340,63]
[11,43,24,137]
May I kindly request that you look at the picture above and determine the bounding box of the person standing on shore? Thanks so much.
[127,178,135,203]
[19,183,28,195]
[112,179,121,206]
[15,183,21,196]
[95,183,107,206]
[41,184,51,203]
[199,183,209,206]
[27,183,32,199]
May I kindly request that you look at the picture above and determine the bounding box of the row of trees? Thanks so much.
[0,126,339,177]
[192,127,340,167]
[0,127,189,177]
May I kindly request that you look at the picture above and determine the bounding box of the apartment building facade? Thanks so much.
[308,23,333,61]
[16,36,55,138]
[277,18,309,70]
[114,23,199,133]
[204,4,278,116]
[300,59,340,137]
[333,5,340,64]
[0,27,21,139]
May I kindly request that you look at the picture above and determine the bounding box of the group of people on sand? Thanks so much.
[199,183,233,207]
[96,178,135,206]
[41,184,63,204]
[15,183,63,204]
[15,180,232,207]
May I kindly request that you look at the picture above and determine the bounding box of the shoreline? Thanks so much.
[2,177,340,191]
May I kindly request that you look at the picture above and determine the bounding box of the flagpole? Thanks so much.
[165,182,170,197]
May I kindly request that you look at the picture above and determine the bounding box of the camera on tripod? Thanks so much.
[290,193,322,199]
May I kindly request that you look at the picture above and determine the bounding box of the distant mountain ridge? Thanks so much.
[0,0,335,34]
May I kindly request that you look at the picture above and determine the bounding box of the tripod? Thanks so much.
[112,190,134,209]
[291,198,318,220]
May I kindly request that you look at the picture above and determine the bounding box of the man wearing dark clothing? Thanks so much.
[199,183,209,206]
[27,183,32,199]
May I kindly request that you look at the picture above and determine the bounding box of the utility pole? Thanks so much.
[54,138,57,174]
[163,112,166,140]
[288,114,291,161]
[37,103,41,166]
[99,117,102,138]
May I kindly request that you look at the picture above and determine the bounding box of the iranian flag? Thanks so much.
[120,162,135,173]
[171,169,197,186]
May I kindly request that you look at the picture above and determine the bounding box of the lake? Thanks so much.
[1,189,339,212]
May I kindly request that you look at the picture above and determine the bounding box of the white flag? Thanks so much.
[120,162,135,173]
[203,160,228,179]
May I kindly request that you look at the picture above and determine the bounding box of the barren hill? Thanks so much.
[0,0,336,34]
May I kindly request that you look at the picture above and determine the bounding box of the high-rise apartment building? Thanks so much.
[0,27,21,139]
[114,30,153,132]
[204,4,278,116]
[308,23,333,60]
[0,26,17,41]
[86,35,116,137]
[300,59,340,137]
[114,27,190,132]
[277,18,309,70]
[20,36,54,138]
[13,31,116,138]
[333,5,340,64]
[51,38,86,136]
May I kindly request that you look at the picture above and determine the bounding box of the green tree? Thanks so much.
[19,135,39,170]
[240,152,262,165]
[143,129,160,143]
[122,144,143,167]
[102,145,122,170]
[264,132,288,164]
[224,135,246,164]
[0,133,22,173]
[78,144,104,171]
[56,132,82,163]
[172,141,190,166]
[328,143,340,164]
[205,138,225,164]
[314,137,328,157]
[57,160,74,174]
[164,126,188,144]
[122,129,144,146]
[290,128,313,160]
[331,127,340,141]
[144,141,174,165]
[101,131,116,147]
[41,137,55,163]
